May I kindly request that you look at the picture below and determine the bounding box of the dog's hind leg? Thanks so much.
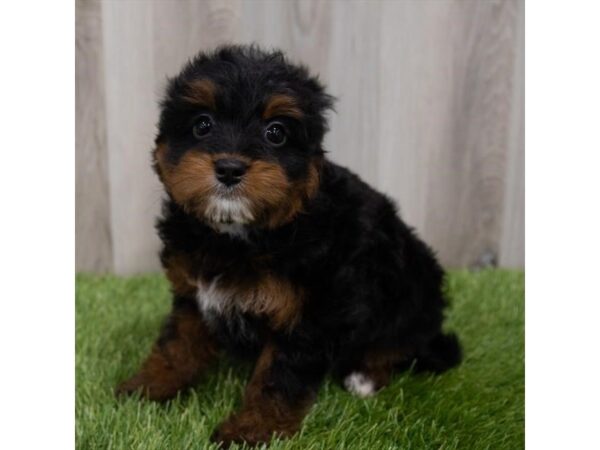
[411,332,462,373]
[338,348,407,398]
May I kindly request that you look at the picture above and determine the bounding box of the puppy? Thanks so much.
[116,45,462,447]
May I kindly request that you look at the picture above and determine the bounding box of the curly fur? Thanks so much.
[116,45,462,447]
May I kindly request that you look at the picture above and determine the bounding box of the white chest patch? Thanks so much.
[196,277,258,340]
[196,274,301,331]
[196,276,235,316]
[196,276,261,317]
[343,372,376,398]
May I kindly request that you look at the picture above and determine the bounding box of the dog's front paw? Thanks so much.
[115,371,182,402]
[210,412,292,448]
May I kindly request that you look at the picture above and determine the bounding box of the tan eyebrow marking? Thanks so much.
[182,79,217,109]
[262,94,303,120]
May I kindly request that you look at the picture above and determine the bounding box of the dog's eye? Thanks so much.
[192,115,213,138]
[264,123,287,147]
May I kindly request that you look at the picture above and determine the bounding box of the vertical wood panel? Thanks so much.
[324,0,382,186]
[499,0,525,267]
[286,0,333,70]
[102,0,162,274]
[422,0,521,267]
[379,0,455,238]
[75,0,113,272]
[240,0,291,49]
[153,0,243,90]
[378,0,522,267]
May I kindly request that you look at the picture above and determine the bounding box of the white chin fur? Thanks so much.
[205,196,254,224]
[344,372,376,398]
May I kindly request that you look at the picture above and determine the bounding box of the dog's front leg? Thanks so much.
[211,341,326,447]
[115,297,218,401]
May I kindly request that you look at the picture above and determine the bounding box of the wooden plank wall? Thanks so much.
[76,0,524,274]
[75,0,113,272]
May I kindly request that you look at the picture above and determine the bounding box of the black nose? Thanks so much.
[214,158,248,187]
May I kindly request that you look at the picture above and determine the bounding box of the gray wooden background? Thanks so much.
[76,0,524,274]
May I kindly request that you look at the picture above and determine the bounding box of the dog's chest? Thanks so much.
[196,276,236,316]
[195,274,302,331]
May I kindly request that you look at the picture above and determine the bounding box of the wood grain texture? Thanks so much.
[324,0,382,187]
[499,0,525,268]
[378,0,453,240]
[419,0,522,268]
[101,0,162,274]
[75,0,113,272]
[75,0,524,273]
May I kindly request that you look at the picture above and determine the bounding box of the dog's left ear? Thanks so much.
[295,79,336,149]
[304,79,336,119]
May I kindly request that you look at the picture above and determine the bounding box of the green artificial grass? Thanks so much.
[76,270,524,449]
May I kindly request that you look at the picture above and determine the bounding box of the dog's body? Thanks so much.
[117,45,461,446]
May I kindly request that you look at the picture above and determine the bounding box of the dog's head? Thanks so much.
[154,45,334,229]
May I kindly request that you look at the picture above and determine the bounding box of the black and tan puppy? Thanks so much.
[116,45,461,446]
